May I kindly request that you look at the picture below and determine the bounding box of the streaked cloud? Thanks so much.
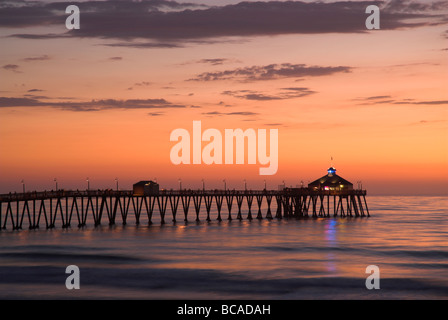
[264,123,284,127]
[222,87,316,100]
[0,97,187,112]
[103,42,182,49]
[197,58,234,66]
[179,58,239,66]
[354,95,448,106]
[201,111,259,117]
[22,55,51,62]
[189,64,351,82]
[395,100,448,105]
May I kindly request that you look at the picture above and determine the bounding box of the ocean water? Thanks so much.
[0,196,447,300]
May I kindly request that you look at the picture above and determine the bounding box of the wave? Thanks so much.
[0,252,145,263]
[259,245,448,260]
[382,249,448,259]
[0,266,447,299]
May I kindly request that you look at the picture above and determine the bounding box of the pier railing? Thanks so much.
[0,188,367,202]
[0,188,369,230]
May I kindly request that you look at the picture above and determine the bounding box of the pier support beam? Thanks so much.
[225,194,233,221]
[256,195,263,220]
[215,195,223,221]
[246,195,254,220]
[193,195,202,222]
[181,195,191,222]
[265,195,273,219]
[236,195,243,220]
[275,195,282,219]
[204,196,213,221]
[169,196,179,222]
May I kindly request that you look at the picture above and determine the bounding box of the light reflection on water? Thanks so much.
[0,196,447,299]
[324,219,338,273]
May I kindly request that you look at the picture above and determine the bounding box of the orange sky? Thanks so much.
[0,0,447,195]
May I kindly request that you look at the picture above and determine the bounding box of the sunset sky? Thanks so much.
[1,0,447,195]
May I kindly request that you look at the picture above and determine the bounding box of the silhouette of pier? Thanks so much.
[0,188,369,230]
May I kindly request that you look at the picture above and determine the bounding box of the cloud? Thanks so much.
[0,97,187,111]
[9,33,69,39]
[0,0,205,28]
[108,56,123,61]
[127,81,152,90]
[27,89,44,92]
[103,42,182,49]
[352,95,395,104]
[103,38,249,49]
[222,87,316,100]
[2,64,21,72]
[362,95,393,100]
[4,0,446,45]
[0,97,42,107]
[412,119,447,125]
[196,58,234,66]
[383,0,448,13]
[395,100,448,105]
[387,62,440,68]
[264,123,284,127]
[179,58,240,66]
[201,111,259,117]
[354,95,448,106]
[22,55,51,62]
[23,94,50,99]
[189,63,351,82]
[148,112,165,116]
[134,82,151,87]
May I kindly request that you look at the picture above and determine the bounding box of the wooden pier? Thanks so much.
[0,188,369,230]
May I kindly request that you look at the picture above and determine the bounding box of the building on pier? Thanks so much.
[133,180,159,196]
[308,167,353,191]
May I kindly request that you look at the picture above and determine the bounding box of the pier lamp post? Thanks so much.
[264,179,266,190]
[54,178,58,191]
[86,177,90,191]
[223,179,226,191]
[21,180,25,193]
[178,179,182,191]
[244,179,247,191]
[300,180,304,188]
[282,180,286,190]
[201,179,205,191]
[115,178,118,191]
[357,181,363,190]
